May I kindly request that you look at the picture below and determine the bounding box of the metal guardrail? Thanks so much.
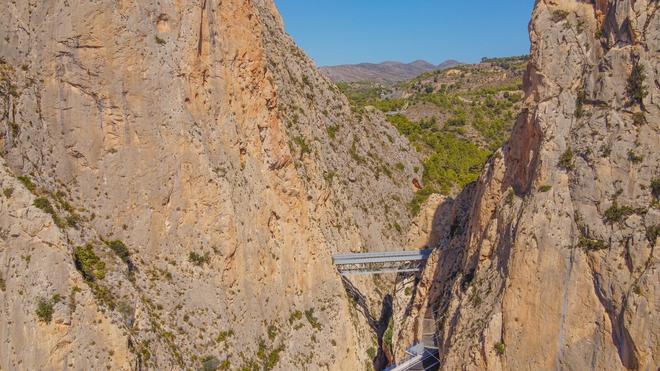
[332,249,432,275]
[386,343,440,371]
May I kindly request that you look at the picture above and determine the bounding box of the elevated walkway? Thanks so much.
[385,343,439,371]
[331,249,432,276]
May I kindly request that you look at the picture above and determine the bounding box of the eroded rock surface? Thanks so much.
[400,0,658,369]
[0,1,420,369]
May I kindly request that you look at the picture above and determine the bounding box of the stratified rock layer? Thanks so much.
[400,0,658,369]
[0,1,420,369]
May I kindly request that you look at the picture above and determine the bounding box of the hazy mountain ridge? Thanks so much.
[320,59,461,83]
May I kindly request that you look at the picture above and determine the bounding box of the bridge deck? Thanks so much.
[332,249,432,275]
[332,250,431,264]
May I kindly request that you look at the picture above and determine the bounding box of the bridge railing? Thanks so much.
[332,249,432,276]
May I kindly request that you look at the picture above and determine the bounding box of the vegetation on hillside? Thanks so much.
[338,56,527,213]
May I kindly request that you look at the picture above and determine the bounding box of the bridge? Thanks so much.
[332,249,440,370]
[331,249,432,276]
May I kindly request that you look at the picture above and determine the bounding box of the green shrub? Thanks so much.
[17,176,36,192]
[216,330,234,343]
[88,281,116,310]
[323,171,335,185]
[386,114,416,137]
[0,273,5,291]
[154,36,166,45]
[538,185,552,192]
[383,318,394,349]
[218,360,231,370]
[33,197,55,214]
[74,244,106,281]
[267,325,278,340]
[288,310,303,324]
[35,297,54,323]
[64,213,79,228]
[304,308,322,330]
[552,9,570,22]
[380,165,393,179]
[9,121,19,137]
[578,236,608,251]
[33,197,64,227]
[189,251,209,266]
[3,187,12,198]
[201,355,220,371]
[371,98,405,112]
[409,187,435,216]
[651,178,660,199]
[603,203,635,224]
[326,125,339,139]
[600,144,611,158]
[446,116,466,126]
[626,61,648,106]
[264,345,284,370]
[627,150,643,164]
[106,240,130,263]
[293,136,311,156]
[558,147,575,170]
[421,133,488,195]
[505,190,514,205]
[646,225,659,244]
[366,347,377,359]
[494,341,505,356]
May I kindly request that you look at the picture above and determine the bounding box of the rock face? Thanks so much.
[0,0,420,369]
[398,0,658,369]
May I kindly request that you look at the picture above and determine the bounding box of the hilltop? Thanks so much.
[338,55,529,211]
[320,59,460,83]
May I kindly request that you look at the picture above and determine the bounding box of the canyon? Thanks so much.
[0,0,658,370]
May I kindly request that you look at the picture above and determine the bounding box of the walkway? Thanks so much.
[331,249,432,276]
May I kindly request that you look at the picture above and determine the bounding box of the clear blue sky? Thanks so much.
[274,0,535,66]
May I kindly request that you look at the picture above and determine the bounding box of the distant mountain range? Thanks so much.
[319,59,461,83]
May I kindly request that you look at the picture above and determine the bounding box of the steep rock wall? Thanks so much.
[0,0,420,369]
[400,0,658,369]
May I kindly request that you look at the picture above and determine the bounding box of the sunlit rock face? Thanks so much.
[397,0,658,369]
[0,1,421,369]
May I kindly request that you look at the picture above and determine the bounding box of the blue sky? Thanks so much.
[274,0,535,66]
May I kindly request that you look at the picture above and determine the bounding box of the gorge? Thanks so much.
[0,0,658,370]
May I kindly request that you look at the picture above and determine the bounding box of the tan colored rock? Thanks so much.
[0,158,133,370]
[0,1,420,369]
[402,0,659,370]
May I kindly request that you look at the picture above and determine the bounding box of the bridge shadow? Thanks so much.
[341,276,394,370]
[341,276,380,330]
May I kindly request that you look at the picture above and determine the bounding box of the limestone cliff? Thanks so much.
[398,0,658,369]
[0,1,420,369]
